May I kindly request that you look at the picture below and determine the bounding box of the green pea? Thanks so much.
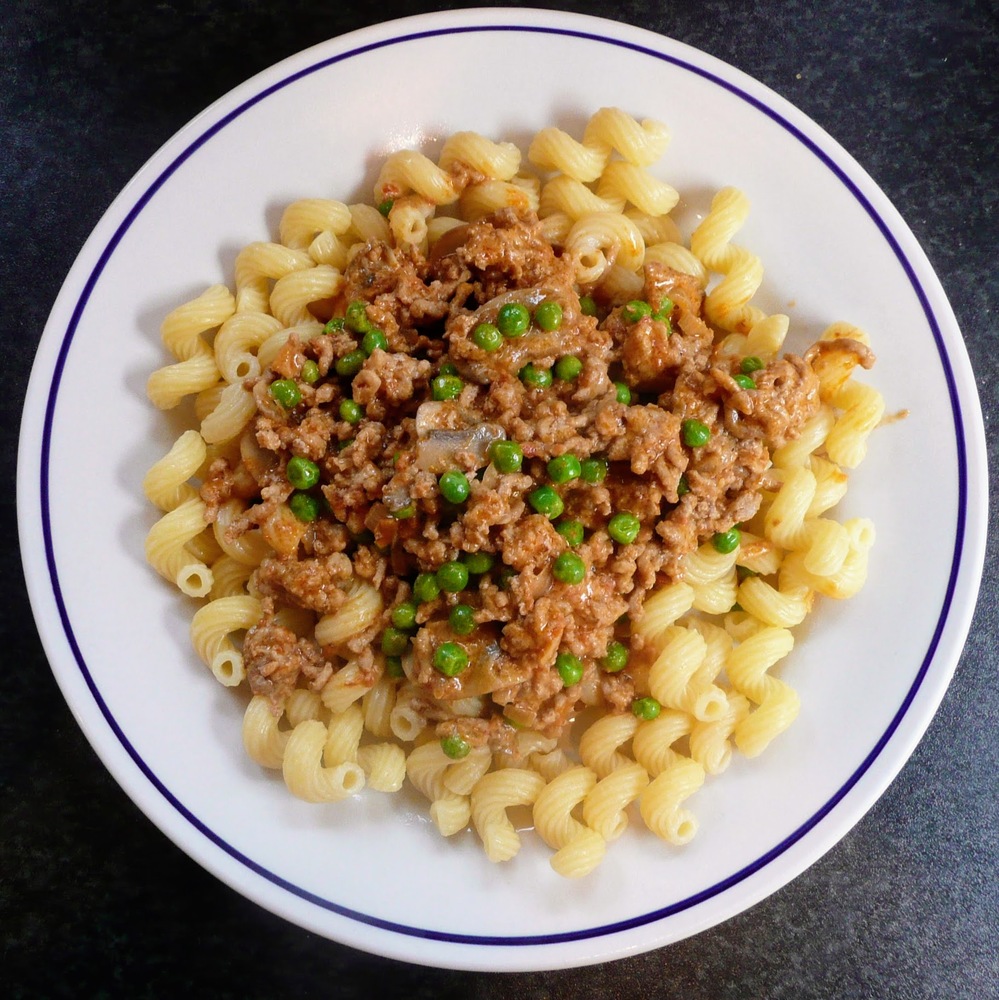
[555,519,584,547]
[385,655,405,679]
[339,399,364,425]
[681,419,711,447]
[412,572,440,604]
[608,512,641,545]
[433,641,469,676]
[740,355,765,374]
[448,604,476,636]
[335,349,366,378]
[528,485,564,520]
[362,328,388,355]
[439,470,471,504]
[300,360,320,384]
[580,457,608,484]
[377,198,394,217]
[547,454,581,484]
[269,379,301,409]
[615,381,632,405]
[534,300,563,331]
[381,627,410,657]
[431,373,464,401]
[519,363,553,389]
[553,551,586,584]
[390,601,419,631]
[554,355,583,381]
[390,502,416,520]
[463,551,495,575]
[345,300,372,334]
[652,296,675,321]
[286,456,320,490]
[632,696,662,721]
[579,295,597,317]
[323,317,345,335]
[473,322,503,352]
[436,561,469,593]
[677,473,690,497]
[439,362,459,377]
[732,373,756,390]
[555,652,583,686]
[488,439,523,474]
[441,734,471,759]
[622,300,652,323]
[712,527,742,554]
[601,641,629,673]
[496,302,530,338]
[288,492,320,523]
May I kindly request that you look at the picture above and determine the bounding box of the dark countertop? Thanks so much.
[2,2,996,996]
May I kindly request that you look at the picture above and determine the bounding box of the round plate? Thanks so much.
[17,8,987,972]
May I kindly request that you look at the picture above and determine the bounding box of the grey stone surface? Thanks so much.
[2,2,996,996]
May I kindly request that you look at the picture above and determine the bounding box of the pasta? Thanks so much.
[144,108,884,878]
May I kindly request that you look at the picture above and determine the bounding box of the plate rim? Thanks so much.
[16,7,989,971]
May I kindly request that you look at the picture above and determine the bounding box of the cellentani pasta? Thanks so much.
[144,109,883,877]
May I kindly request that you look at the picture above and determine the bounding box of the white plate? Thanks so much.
[17,8,987,972]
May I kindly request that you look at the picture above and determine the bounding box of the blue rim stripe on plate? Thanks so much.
[39,23,968,947]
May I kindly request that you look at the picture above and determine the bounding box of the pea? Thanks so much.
[463,551,495,575]
[440,734,471,759]
[534,300,563,331]
[740,355,765,374]
[615,381,632,405]
[436,561,469,593]
[323,317,345,335]
[439,362,458,377]
[300,359,320,384]
[528,486,564,520]
[448,604,476,636]
[473,322,503,352]
[555,519,585,547]
[580,457,608,484]
[381,627,410,657]
[579,295,597,317]
[335,349,366,378]
[288,492,320,523]
[601,641,629,673]
[362,328,388,355]
[431,373,464,401]
[390,601,419,631]
[547,454,581,484]
[681,419,711,447]
[555,652,583,686]
[345,300,372,334]
[339,399,364,424]
[632,696,662,721]
[622,300,652,324]
[488,439,523,474]
[608,512,641,545]
[554,355,583,381]
[269,379,301,409]
[412,572,440,604]
[385,655,405,678]
[652,296,675,321]
[496,302,530,338]
[390,502,416,520]
[732,373,756,390]
[552,551,586,584]
[519,363,553,389]
[377,198,394,217]
[286,456,320,490]
[677,473,690,497]
[439,470,471,504]
[433,641,469,676]
[712,527,742,554]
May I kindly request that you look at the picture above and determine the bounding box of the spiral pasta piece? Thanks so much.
[282,719,365,803]
[143,430,206,511]
[533,766,606,878]
[582,107,670,166]
[439,131,521,179]
[471,768,546,863]
[189,594,262,686]
[374,150,460,205]
[145,496,214,597]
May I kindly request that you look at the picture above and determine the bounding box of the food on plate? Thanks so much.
[143,108,884,877]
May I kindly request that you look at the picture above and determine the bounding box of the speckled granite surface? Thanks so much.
[2,2,996,996]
